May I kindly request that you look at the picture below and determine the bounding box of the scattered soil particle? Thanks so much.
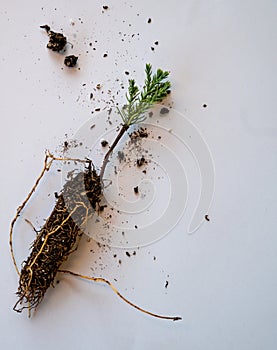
[64,55,78,67]
[129,127,148,140]
[205,214,210,221]
[136,156,146,167]
[203,104,207,108]
[118,151,125,162]
[101,140,108,147]
[148,18,152,23]
[134,225,138,229]
[126,252,131,257]
[154,41,159,45]
[103,53,108,58]
[160,107,170,115]
[90,92,94,99]
[103,5,109,10]
[99,205,107,212]
[125,71,129,75]
[165,280,169,288]
[90,124,96,129]
[148,111,153,118]
[151,47,155,51]
[134,186,139,194]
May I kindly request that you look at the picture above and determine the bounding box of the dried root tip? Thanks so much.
[59,269,182,322]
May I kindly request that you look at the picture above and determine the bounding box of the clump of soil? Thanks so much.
[101,140,108,147]
[64,55,78,67]
[136,157,146,167]
[40,25,67,52]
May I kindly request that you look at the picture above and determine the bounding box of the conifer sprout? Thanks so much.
[10,64,181,321]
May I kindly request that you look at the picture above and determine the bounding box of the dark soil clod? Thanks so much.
[64,55,78,67]
[40,25,67,52]
[136,157,146,167]
[101,140,108,147]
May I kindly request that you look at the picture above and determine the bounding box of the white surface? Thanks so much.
[1,1,277,349]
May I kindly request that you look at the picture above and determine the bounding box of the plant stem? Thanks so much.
[99,124,129,180]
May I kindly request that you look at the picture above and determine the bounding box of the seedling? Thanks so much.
[10,64,181,321]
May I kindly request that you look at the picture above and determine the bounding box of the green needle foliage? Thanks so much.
[118,63,171,126]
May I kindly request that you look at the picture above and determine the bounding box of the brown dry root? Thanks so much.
[12,154,102,314]
[59,270,182,321]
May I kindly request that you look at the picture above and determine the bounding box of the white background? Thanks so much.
[1,1,276,349]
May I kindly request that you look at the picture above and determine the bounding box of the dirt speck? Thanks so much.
[160,107,169,115]
[101,140,108,147]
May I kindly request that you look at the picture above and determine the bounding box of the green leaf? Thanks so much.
[121,64,171,126]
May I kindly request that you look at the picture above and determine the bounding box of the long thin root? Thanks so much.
[59,269,182,321]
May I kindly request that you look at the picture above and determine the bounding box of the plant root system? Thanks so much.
[11,152,102,314]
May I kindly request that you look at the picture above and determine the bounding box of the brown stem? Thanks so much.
[99,124,129,180]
